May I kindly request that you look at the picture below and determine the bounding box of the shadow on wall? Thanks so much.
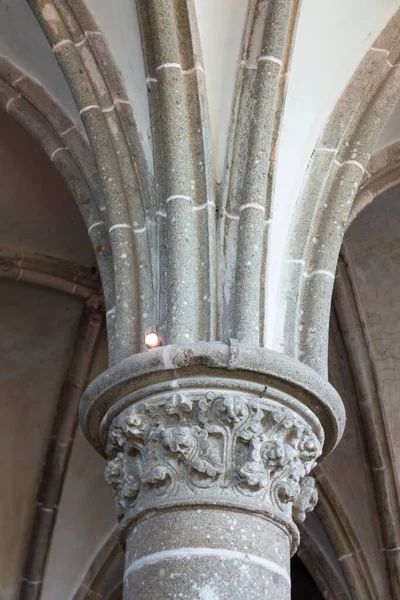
[291,555,323,600]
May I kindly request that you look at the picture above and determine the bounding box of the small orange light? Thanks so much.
[144,332,161,349]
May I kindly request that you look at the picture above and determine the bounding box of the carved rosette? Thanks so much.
[104,390,321,531]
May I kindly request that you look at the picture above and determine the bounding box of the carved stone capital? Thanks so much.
[105,390,321,537]
[80,342,344,550]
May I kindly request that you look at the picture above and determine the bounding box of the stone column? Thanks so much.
[80,342,344,600]
[28,0,347,598]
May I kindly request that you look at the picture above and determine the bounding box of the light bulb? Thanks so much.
[144,332,161,349]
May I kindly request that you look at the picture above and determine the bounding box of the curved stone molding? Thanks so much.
[105,390,321,538]
[80,342,344,458]
[28,0,153,363]
[218,0,300,346]
[0,248,100,300]
[315,473,378,600]
[298,524,351,600]
[71,531,123,600]
[27,0,306,367]
[0,57,114,313]
[20,305,104,600]
[348,141,400,229]
[279,10,400,376]
[333,255,400,598]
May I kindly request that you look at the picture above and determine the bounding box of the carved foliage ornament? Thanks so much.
[105,392,321,524]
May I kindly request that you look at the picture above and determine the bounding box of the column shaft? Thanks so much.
[124,509,291,600]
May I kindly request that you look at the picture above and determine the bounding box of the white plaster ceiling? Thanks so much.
[0,0,82,131]
[194,0,249,182]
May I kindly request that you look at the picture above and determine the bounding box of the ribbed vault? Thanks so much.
[1,1,400,599]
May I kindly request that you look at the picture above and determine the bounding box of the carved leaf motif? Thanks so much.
[104,391,322,523]
[106,425,126,455]
[191,456,222,478]
[160,425,223,482]
[274,480,297,505]
[238,435,268,490]
[164,393,193,416]
[141,464,171,492]
[238,461,269,489]
[121,476,141,499]
[125,409,149,441]
[298,434,319,462]
[261,440,288,469]
[161,426,199,458]
[104,452,124,487]
[214,396,248,426]
[293,476,318,523]
[104,452,142,516]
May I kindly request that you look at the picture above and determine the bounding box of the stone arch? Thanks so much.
[279,10,400,376]
[328,150,400,598]
[349,141,400,229]
[27,0,155,364]
[0,74,106,600]
[298,523,351,600]
[0,54,114,310]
